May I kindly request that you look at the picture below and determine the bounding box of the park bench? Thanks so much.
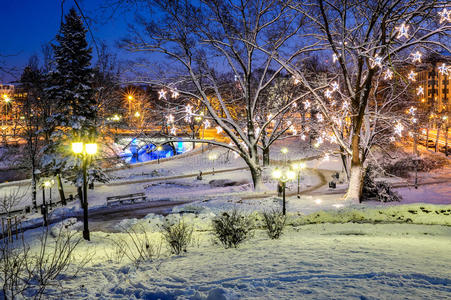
[106,192,147,206]
[0,205,31,218]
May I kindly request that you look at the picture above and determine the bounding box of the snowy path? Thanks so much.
[51,223,451,299]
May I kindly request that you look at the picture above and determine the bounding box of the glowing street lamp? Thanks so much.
[281,147,288,165]
[71,141,98,241]
[272,167,296,215]
[156,145,162,164]
[291,162,306,198]
[208,153,218,175]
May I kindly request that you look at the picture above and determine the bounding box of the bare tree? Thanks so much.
[122,0,311,189]
[267,0,451,201]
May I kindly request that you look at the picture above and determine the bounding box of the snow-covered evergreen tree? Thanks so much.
[52,7,96,136]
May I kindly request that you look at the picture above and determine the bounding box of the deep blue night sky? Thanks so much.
[0,0,132,82]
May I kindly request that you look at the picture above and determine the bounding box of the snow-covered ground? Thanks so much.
[18,208,451,299]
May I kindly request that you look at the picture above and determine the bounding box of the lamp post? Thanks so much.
[291,162,306,198]
[156,145,162,164]
[127,95,133,122]
[72,141,97,241]
[208,153,218,175]
[43,179,54,207]
[281,147,288,165]
[272,167,296,215]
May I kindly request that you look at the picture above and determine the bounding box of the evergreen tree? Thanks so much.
[52,7,96,137]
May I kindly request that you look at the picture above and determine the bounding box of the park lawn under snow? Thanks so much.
[27,213,451,300]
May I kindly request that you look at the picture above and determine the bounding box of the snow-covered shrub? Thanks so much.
[362,166,401,202]
[382,154,448,177]
[112,226,161,266]
[160,220,193,255]
[212,210,254,248]
[0,226,84,299]
[262,210,286,239]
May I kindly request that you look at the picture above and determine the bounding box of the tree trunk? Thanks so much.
[344,134,364,203]
[263,147,270,166]
[56,174,66,205]
[434,125,441,153]
[31,171,37,211]
[249,164,263,191]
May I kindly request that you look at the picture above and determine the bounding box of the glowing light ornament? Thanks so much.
[331,81,339,91]
[394,122,404,137]
[417,86,424,96]
[267,113,273,121]
[301,134,306,141]
[409,106,417,115]
[342,101,349,110]
[203,120,210,128]
[371,55,382,69]
[438,8,451,24]
[171,90,179,98]
[293,76,300,85]
[412,118,417,123]
[170,126,177,135]
[390,136,396,142]
[395,23,409,39]
[438,63,449,76]
[408,70,417,82]
[317,114,324,122]
[331,100,336,106]
[166,114,174,124]
[185,104,193,115]
[184,114,191,122]
[323,153,330,161]
[158,89,167,100]
[411,51,422,63]
[292,102,297,108]
[422,129,426,135]
[383,69,393,80]
[329,135,337,143]
[324,89,333,99]
[332,53,339,63]
[287,120,292,126]
[304,100,311,109]
[289,125,297,135]
[216,126,223,134]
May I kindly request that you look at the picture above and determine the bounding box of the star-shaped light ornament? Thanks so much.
[371,55,383,69]
[185,104,193,115]
[438,63,449,76]
[408,70,417,82]
[409,106,417,115]
[301,134,306,141]
[158,89,167,100]
[304,100,311,109]
[342,101,349,110]
[289,125,297,135]
[417,86,424,96]
[317,114,324,122]
[411,51,422,63]
[203,120,210,128]
[293,76,301,85]
[166,114,174,124]
[324,89,333,99]
[332,53,339,63]
[395,23,410,39]
[331,82,339,91]
[438,8,451,24]
[170,126,177,135]
[394,122,404,137]
[171,90,179,99]
[216,126,223,134]
[384,69,393,80]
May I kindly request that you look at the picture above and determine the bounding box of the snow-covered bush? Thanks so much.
[262,210,286,239]
[212,210,254,248]
[362,166,401,202]
[160,220,193,255]
[382,154,448,178]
